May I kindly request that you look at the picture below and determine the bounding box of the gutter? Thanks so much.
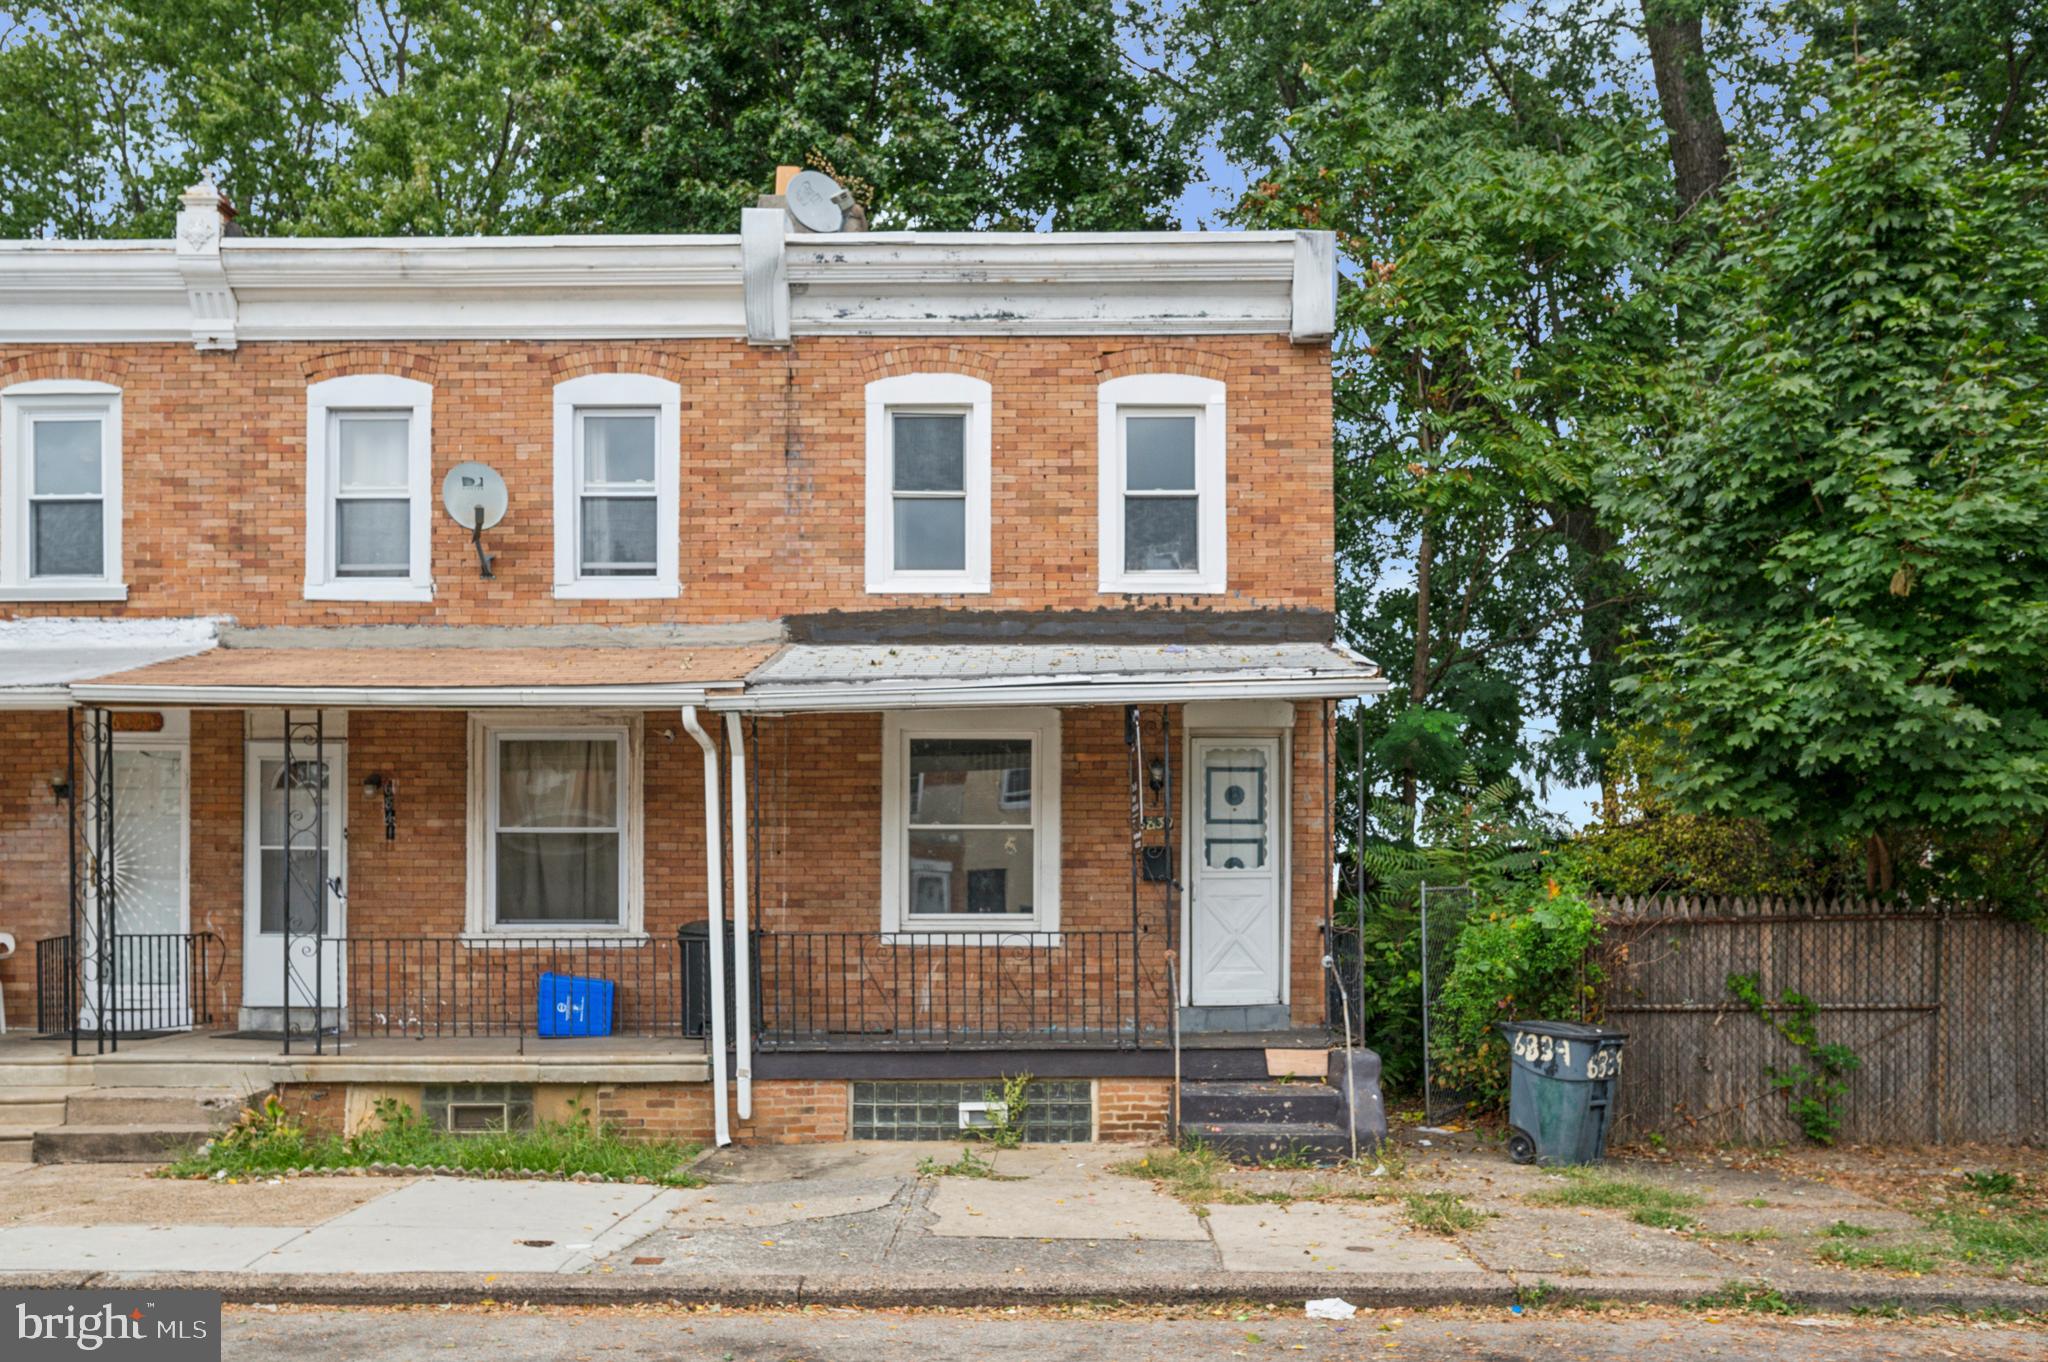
[680,706,732,1147]
[67,684,728,708]
[708,672,1388,714]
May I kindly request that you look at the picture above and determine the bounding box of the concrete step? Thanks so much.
[1179,1080,1342,1126]
[1184,1119,1357,1165]
[32,1123,217,1164]
[0,1127,36,1163]
[0,1060,94,1088]
[0,1087,83,1128]
[63,1087,246,1129]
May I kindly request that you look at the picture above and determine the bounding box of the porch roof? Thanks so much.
[717,641,1384,711]
[68,643,778,707]
[0,617,221,709]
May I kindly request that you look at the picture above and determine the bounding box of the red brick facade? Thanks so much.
[0,335,1331,625]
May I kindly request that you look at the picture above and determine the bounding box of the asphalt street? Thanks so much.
[220,1305,2047,1361]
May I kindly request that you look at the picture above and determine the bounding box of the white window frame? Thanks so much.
[1097,373,1227,594]
[864,373,992,594]
[305,374,434,602]
[880,707,1061,938]
[0,379,125,601]
[464,711,646,941]
[552,374,681,599]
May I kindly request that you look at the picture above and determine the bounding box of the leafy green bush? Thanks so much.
[1428,863,1601,1107]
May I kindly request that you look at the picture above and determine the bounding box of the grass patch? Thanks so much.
[1740,1197,1770,1209]
[1630,1207,1698,1231]
[1402,1191,1485,1235]
[1815,1241,1939,1275]
[1932,1204,2048,1280]
[1698,1227,1781,1244]
[162,1096,700,1186]
[1821,1220,1878,1239]
[916,1146,1017,1180]
[1112,1140,1227,1204]
[1525,1169,1704,1216]
[1259,1146,1321,1171]
[1687,1281,1800,1315]
[1963,1171,2019,1198]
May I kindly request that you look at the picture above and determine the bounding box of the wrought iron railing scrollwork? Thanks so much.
[279,709,332,1053]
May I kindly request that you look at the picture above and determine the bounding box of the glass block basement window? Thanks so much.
[422,1083,536,1134]
[852,1080,1093,1142]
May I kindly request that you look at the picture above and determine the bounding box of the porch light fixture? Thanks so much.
[49,776,71,803]
[1147,757,1166,794]
[363,773,397,841]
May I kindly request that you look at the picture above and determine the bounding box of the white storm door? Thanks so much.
[78,742,191,1031]
[242,742,347,1012]
[1188,738,1283,1006]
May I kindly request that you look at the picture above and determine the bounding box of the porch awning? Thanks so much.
[68,643,779,708]
[0,617,220,709]
[717,641,1384,712]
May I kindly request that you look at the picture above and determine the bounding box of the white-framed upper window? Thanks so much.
[305,374,434,602]
[881,707,1061,936]
[0,379,125,601]
[465,711,645,938]
[1097,373,1227,594]
[864,373,992,594]
[552,374,681,599]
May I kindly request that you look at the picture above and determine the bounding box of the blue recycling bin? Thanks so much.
[537,971,615,1037]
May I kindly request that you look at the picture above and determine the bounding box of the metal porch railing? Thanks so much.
[753,928,1163,1051]
[35,931,223,1038]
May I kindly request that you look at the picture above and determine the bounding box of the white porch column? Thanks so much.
[724,711,753,1119]
[681,706,730,1146]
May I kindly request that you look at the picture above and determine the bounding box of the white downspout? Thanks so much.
[681,706,730,1147]
[724,711,753,1120]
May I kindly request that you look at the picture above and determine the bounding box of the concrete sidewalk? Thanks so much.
[1,1140,2043,1314]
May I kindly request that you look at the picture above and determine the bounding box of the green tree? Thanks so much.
[0,0,1186,237]
[1607,53,2048,904]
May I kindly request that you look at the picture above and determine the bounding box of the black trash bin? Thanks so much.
[1495,1020,1626,1166]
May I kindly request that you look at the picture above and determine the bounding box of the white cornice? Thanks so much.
[0,222,1338,345]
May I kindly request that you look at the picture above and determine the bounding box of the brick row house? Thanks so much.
[0,177,1382,1157]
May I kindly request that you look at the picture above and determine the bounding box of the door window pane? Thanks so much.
[335,499,410,576]
[31,502,104,577]
[32,419,102,494]
[1124,497,1199,573]
[255,757,334,935]
[1201,748,1269,869]
[892,498,966,572]
[1125,414,1196,490]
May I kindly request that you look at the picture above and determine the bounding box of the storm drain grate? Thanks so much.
[851,1080,1093,1142]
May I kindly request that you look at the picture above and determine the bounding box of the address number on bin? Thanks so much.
[1510,1030,1623,1079]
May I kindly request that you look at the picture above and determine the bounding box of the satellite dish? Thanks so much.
[442,462,507,530]
[442,462,507,578]
[786,169,847,232]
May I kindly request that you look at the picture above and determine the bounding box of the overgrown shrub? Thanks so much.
[1428,863,1602,1108]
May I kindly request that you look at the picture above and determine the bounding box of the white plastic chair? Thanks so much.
[0,931,14,1035]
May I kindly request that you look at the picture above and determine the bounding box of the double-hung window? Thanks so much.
[552,374,680,599]
[1097,374,1227,594]
[1,380,124,600]
[467,713,644,937]
[305,374,434,601]
[881,709,1060,936]
[864,373,991,594]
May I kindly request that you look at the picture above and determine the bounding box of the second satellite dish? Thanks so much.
[442,461,507,578]
[786,170,847,233]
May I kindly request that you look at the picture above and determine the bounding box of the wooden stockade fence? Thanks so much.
[1590,895,2048,1146]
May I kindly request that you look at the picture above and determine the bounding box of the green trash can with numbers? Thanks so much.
[1496,1020,1628,1166]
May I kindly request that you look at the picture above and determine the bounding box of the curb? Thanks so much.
[4,1270,2042,1315]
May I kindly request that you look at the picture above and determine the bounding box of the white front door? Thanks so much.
[79,737,192,1031]
[242,742,347,1018]
[1187,738,1283,1006]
